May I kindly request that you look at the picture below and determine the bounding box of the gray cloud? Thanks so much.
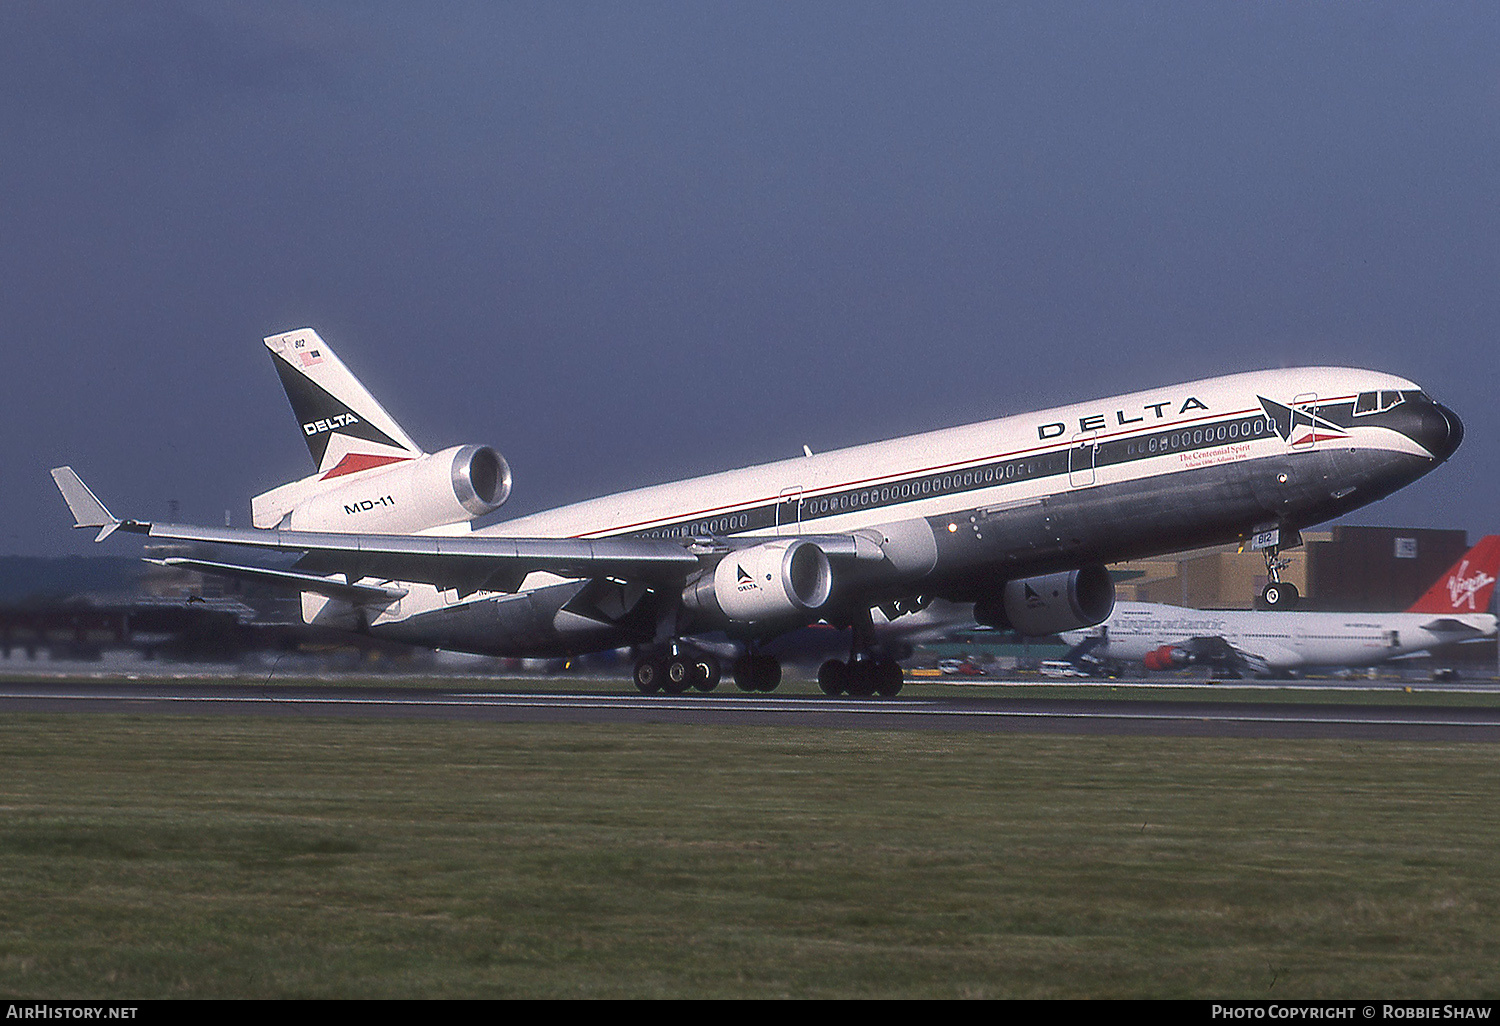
[5,3,1499,555]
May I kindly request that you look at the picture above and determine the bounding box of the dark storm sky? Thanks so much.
[4,2,1497,556]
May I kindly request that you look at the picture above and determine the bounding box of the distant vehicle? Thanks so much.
[55,328,1462,699]
[1060,536,1500,676]
[938,657,987,677]
[1039,660,1089,678]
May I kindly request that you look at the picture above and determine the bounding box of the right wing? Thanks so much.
[52,467,884,598]
[54,466,701,594]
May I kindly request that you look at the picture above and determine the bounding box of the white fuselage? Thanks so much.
[343,364,1454,655]
[480,366,1430,542]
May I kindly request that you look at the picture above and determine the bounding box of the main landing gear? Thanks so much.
[632,644,785,695]
[633,647,722,694]
[631,610,911,698]
[817,657,903,697]
[1259,544,1300,610]
[731,652,782,693]
[816,610,904,697]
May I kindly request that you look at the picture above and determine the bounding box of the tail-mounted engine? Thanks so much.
[682,539,833,625]
[973,564,1115,637]
[286,444,512,533]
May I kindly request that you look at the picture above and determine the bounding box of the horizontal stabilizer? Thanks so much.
[147,557,409,605]
[1417,617,1490,635]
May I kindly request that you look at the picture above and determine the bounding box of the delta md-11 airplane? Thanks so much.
[1061,536,1500,677]
[54,329,1463,697]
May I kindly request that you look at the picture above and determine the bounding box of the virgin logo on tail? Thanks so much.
[1445,560,1496,610]
[1408,536,1500,614]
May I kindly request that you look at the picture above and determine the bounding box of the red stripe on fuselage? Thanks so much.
[567,393,1363,538]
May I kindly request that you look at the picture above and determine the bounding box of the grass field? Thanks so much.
[1,711,1497,998]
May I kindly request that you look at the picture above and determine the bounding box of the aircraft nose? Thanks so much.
[1420,401,1464,462]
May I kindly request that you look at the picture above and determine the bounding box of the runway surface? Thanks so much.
[3,678,1499,741]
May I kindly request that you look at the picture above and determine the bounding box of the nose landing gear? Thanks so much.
[1259,545,1300,609]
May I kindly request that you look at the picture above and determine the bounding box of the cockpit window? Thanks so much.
[1354,390,1406,417]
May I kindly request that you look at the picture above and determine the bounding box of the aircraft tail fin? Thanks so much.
[1406,535,1500,614]
[263,328,424,478]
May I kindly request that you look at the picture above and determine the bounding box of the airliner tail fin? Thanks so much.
[263,328,423,477]
[1407,536,1500,614]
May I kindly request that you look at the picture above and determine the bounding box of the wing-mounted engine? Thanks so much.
[1143,636,1252,674]
[1143,644,1191,670]
[274,444,512,534]
[973,564,1115,637]
[682,539,833,626]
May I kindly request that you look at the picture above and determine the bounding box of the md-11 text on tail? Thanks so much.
[53,328,1463,697]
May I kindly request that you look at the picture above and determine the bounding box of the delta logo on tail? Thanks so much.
[1259,396,1349,446]
[1408,535,1500,614]
[271,353,410,468]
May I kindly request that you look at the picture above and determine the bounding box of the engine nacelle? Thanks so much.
[1143,645,1190,671]
[973,564,1115,637]
[683,539,833,625]
[287,444,512,533]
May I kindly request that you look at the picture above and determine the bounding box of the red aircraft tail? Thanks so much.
[1407,535,1500,614]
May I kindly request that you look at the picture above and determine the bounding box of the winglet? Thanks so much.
[50,467,123,541]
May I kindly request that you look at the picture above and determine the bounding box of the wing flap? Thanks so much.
[120,520,702,594]
[148,557,408,605]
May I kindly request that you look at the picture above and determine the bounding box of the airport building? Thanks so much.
[1111,526,1473,612]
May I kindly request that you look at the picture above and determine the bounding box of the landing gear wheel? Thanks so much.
[1261,581,1299,609]
[691,655,721,693]
[735,654,781,692]
[662,657,695,694]
[732,656,757,692]
[752,654,782,692]
[818,659,849,696]
[874,659,904,697]
[844,660,877,697]
[633,657,664,693]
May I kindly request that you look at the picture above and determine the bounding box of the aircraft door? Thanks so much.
[1068,431,1097,488]
[1290,393,1319,450]
[776,486,804,536]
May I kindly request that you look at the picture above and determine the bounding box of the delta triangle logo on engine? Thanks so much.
[736,563,758,592]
